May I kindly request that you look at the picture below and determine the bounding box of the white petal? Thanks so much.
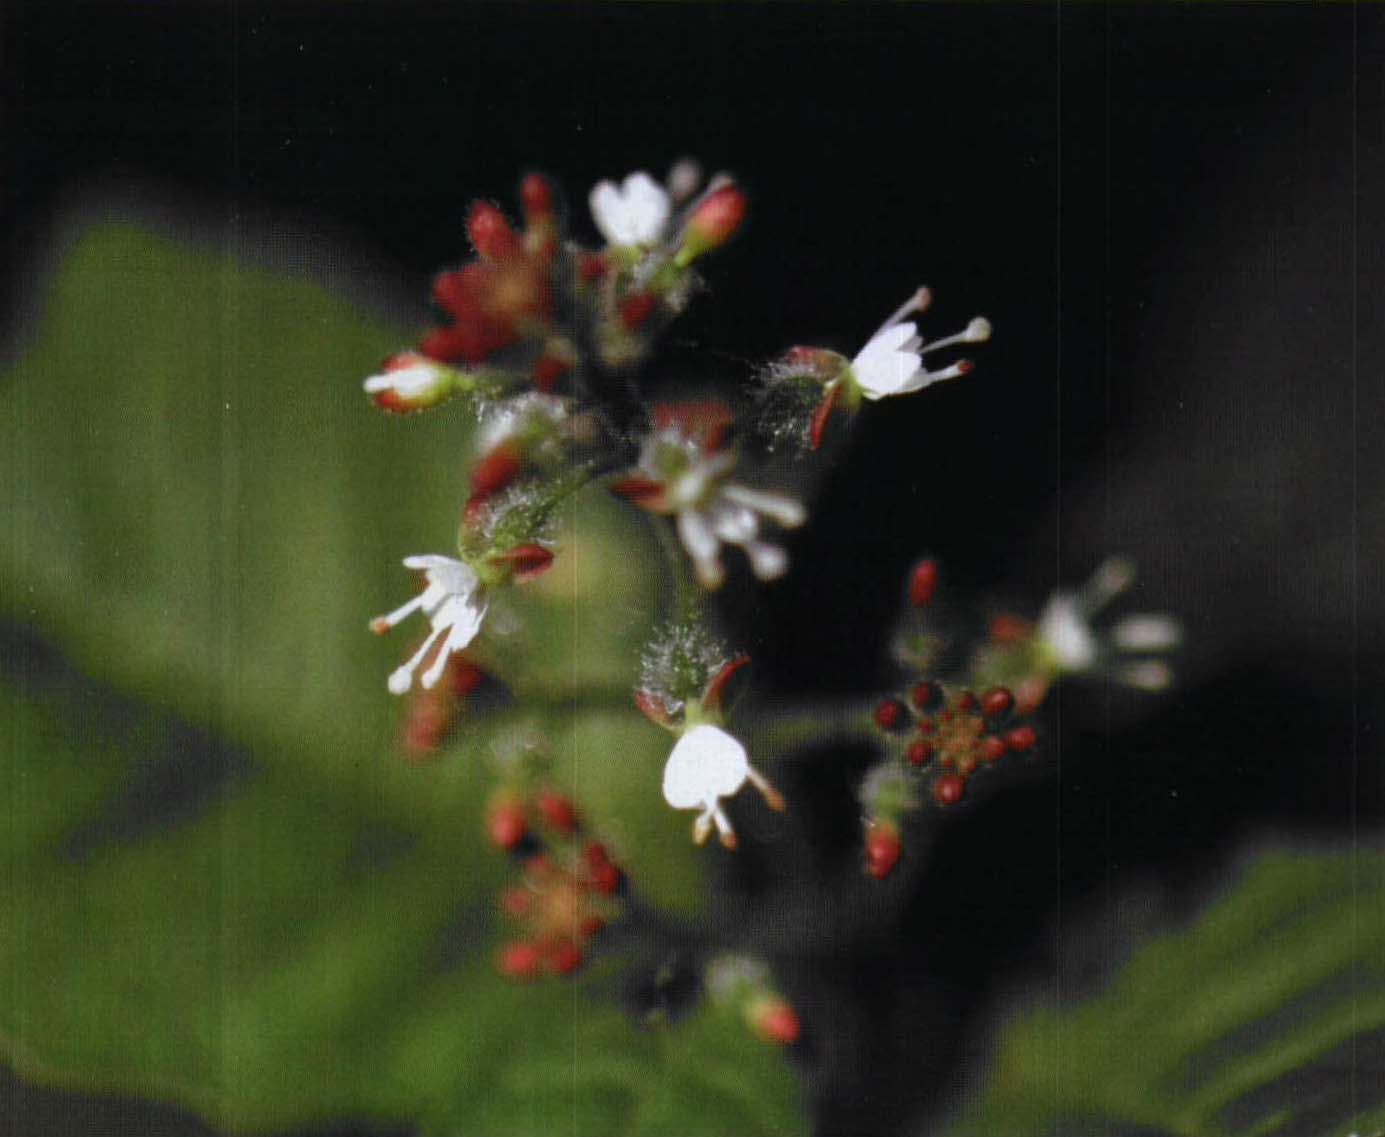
[1038,594,1098,671]
[404,555,480,600]
[589,171,670,246]
[363,364,437,398]
[851,322,924,399]
[718,484,806,529]
[662,725,749,810]
[1110,614,1182,652]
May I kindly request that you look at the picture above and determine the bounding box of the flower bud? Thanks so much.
[674,184,746,267]
[864,819,902,879]
[496,940,542,980]
[467,201,521,261]
[469,442,523,499]
[931,773,965,806]
[747,996,801,1045]
[535,788,579,834]
[363,352,457,413]
[908,559,939,607]
[488,799,528,850]
[520,173,553,223]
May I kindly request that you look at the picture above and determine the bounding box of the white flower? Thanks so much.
[1036,558,1181,689]
[661,724,782,849]
[630,430,805,590]
[850,287,991,401]
[589,171,672,247]
[370,555,488,695]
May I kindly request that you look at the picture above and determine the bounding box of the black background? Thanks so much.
[2,4,1383,1135]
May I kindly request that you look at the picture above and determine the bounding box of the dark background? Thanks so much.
[2,3,1382,1135]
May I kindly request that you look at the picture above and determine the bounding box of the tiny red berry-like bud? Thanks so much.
[536,789,579,834]
[488,801,527,850]
[907,739,934,767]
[531,354,570,392]
[683,185,746,253]
[749,999,801,1045]
[497,940,541,980]
[989,613,1032,644]
[545,937,583,976]
[620,292,657,330]
[909,681,942,710]
[955,753,978,777]
[1004,725,1038,752]
[980,687,1014,717]
[467,201,520,260]
[873,698,906,731]
[908,559,939,607]
[470,442,522,498]
[578,252,607,282]
[590,861,621,894]
[578,914,604,938]
[452,659,485,698]
[917,718,936,735]
[955,690,977,712]
[979,735,1007,763]
[932,773,965,806]
[864,820,901,879]
[520,173,552,221]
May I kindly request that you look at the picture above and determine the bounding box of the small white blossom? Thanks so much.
[1036,558,1181,689]
[589,170,672,247]
[633,430,805,590]
[661,724,781,849]
[850,288,991,401]
[370,555,488,695]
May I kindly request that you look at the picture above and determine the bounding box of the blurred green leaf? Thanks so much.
[0,219,804,1134]
[944,846,1385,1137]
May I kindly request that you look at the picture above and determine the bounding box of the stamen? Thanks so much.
[720,485,807,528]
[370,593,425,633]
[391,622,450,694]
[744,540,788,581]
[711,805,738,850]
[921,317,992,354]
[746,767,786,812]
[693,811,714,846]
[872,286,932,339]
[918,360,972,385]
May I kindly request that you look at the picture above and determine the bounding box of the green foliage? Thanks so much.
[944,847,1385,1137]
[0,220,804,1134]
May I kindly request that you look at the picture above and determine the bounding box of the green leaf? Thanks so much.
[943,846,1385,1137]
[0,217,804,1134]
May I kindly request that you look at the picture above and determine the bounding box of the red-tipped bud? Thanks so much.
[578,252,607,283]
[1004,725,1038,752]
[535,789,579,834]
[864,820,902,879]
[909,681,942,710]
[467,201,521,260]
[545,936,583,976]
[873,698,907,731]
[676,184,746,265]
[488,800,528,850]
[907,739,934,767]
[979,736,1007,763]
[955,690,977,712]
[980,687,1014,718]
[520,173,552,222]
[452,659,485,698]
[490,543,555,582]
[583,842,621,893]
[497,940,542,980]
[620,292,657,330]
[470,442,523,498]
[364,352,455,414]
[610,475,667,511]
[531,353,570,392]
[932,773,965,806]
[908,559,939,607]
[748,998,801,1045]
[989,613,1032,645]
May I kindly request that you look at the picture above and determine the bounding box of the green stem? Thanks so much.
[651,514,701,623]
[740,699,880,762]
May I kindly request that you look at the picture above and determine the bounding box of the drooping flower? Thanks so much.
[370,556,489,695]
[614,429,805,589]
[589,170,672,248]
[848,288,992,400]
[661,724,781,849]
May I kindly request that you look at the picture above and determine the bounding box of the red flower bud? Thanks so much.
[989,613,1032,644]
[545,936,583,976]
[469,442,523,498]
[1004,725,1038,752]
[931,773,965,806]
[578,252,608,283]
[873,698,906,731]
[864,820,902,880]
[467,201,520,261]
[907,739,934,767]
[909,681,942,710]
[979,735,1007,763]
[908,559,939,607]
[499,886,532,918]
[520,173,552,222]
[536,789,579,834]
[531,353,570,392]
[748,998,801,1045]
[620,292,657,330]
[497,940,542,980]
[980,686,1014,718]
[677,185,746,264]
[488,800,527,850]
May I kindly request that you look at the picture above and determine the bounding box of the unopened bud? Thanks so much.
[864,819,902,879]
[674,184,746,267]
[363,352,456,413]
[467,201,520,261]
[747,997,801,1045]
[908,559,939,607]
